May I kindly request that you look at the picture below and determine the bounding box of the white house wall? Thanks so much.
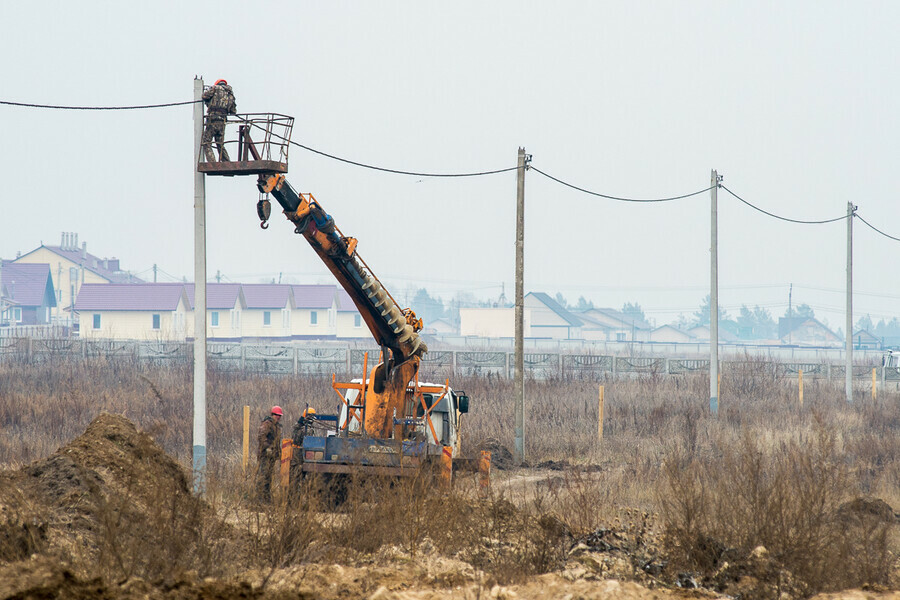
[337,311,368,339]
[243,301,292,340]
[460,308,529,338]
[524,296,570,327]
[80,304,188,341]
[292,302,337,339]
[184,299,242,341]
[651,327,694,343]
[530,324,577,340]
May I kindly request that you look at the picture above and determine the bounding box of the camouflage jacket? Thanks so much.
[203,84,236,116]
[291,416,313,446]
[257,416,281,458]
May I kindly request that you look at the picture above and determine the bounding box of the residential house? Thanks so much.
[459,292,584,340]
[687,325,738,343]
[851,329,881,350]
[335,289,369,340]
[0,276,12,325]
[290,284,337,339]
[525,293,583,340]
[242,284,294,341]
[650,324,694,343]
[185,283,245,341]
[0,261,57,325]
[778,317,841,347]
[74,283,189,340]
[14,232,141,325]
[426,318,457,336]
[574,308,651,342]
[575,313,614,342]
[460,307,518,338]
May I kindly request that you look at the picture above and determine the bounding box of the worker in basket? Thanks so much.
[288,407,316,501]
[201,78,237,162]
[256,405,282,504]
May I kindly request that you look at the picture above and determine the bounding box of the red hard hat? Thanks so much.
[271,405,283,416]
[215,79,227,86]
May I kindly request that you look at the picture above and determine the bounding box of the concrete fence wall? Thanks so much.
[1,337,896,382]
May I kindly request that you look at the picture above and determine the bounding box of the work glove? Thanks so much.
[265,447,273,457]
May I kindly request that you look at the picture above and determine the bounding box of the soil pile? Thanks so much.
[0,413,232,587]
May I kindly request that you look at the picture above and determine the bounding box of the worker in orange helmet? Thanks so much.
[201,78,237,162]
[256,405,283,504]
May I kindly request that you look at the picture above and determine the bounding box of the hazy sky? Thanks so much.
[2,2,898,330]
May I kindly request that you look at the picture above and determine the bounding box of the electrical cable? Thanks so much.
[0,99,201,110]
[290,139,520,177]
[530,166,714,202]
[721,185,849,224]
[238,117,518,178]
[9,99,900,242]
[855,214,900,243]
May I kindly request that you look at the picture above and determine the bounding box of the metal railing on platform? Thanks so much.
[198,112,293,175]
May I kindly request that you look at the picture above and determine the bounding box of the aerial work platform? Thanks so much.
[197,113,293,176]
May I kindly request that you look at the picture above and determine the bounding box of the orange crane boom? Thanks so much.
[256,173,427,437]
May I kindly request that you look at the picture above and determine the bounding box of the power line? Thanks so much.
[290,139,519,177]
[720,185,848,224]
[0,99,201,110]
[8,97,900,242]
[530,166,714,202]
[240,118,518,178]
[855,213,900,242]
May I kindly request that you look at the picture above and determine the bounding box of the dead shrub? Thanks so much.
[659,422,898,596]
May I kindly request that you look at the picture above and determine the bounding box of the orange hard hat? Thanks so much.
[303,407,316,418]
[214,79,227,86]
[271,405,283,416]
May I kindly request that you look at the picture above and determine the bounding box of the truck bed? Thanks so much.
[299,435,442,476]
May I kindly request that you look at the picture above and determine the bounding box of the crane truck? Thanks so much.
[197,112,475,484]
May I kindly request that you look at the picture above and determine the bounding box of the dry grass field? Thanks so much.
[1,357,898,599]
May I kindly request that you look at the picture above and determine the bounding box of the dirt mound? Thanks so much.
[0,472,47,562]
[838,497,897,524]
[0,413,231,582]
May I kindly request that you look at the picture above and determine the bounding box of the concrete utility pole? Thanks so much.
[514,147,528,463]
[846,201,856,403]
[192,77,208,494]
[788,283,793,345]
[709,170,720,415]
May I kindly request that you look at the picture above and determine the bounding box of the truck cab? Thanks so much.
[884,349,899,370]
[337,379,469,457]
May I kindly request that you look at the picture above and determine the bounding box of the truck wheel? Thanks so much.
[323,473,348,508]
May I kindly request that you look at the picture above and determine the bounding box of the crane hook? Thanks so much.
[256,197,271,230]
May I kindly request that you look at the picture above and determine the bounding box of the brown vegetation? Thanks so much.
[0,358,898,599]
